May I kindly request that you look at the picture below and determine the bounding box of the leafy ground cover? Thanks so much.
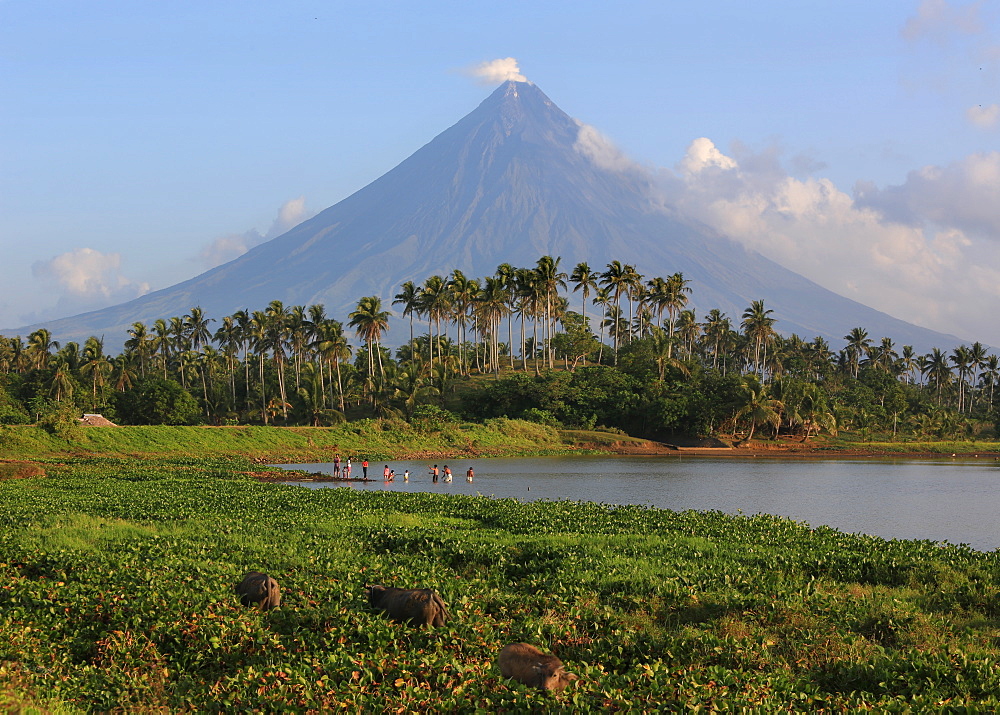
[2,456,1000,711]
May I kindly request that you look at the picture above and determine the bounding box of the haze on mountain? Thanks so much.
[4,80,962,353]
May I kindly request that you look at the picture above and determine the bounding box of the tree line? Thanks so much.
[0,255,996,442]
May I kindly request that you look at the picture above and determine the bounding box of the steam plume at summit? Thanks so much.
[464,57,528,84]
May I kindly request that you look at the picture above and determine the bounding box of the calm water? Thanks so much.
[275,455,1000,552]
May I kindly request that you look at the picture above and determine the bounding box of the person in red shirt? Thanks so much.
[362,460,369,479]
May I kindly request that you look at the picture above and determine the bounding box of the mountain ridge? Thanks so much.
[3,81,964,353]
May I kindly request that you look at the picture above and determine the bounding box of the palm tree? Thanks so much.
[843,327,871,378]
[124,322,152,377]
[950,345,972,413]
[592,287,612,364]
[921,348,952,405]
[476,276,508,374]
[968,341,988,411]
[600,261,630,364]
[702,309,730,370]
[261,301,291,421]
[26,328,59,371]
[349,296,391,382]
[663,273,691,357]
[79,336,111,410]
[312,320,351,413]
[448,270,476,374]
[420,275,450,369]
[184,307,214,352]
[494,263,519,369]
[733,379,784,445]
[649,326,691,381]
[741,301,776,379]
[47,355,75,402]
[535,256,567,368]
[393,280,421,356]
[151,318,172,378]
[570,262,598,339]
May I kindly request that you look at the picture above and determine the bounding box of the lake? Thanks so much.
[275,455,1000,552]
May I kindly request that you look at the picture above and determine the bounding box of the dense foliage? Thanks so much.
[1,255,997,445]
[2,457,1000,710]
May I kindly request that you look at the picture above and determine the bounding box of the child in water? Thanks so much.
[466,466,474,482]
[403,469,409,481]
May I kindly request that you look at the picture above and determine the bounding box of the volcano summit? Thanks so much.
[5,81,961,351]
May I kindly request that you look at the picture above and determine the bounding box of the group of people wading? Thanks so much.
[330,454,474,483]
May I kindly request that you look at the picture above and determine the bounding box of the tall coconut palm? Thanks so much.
[589,287,611,365]
[349,296,391,383]
[570,262,598,337]
[393,280,421,356]
[312,320,351,413]
[843,327,871,378]
[26,328,59,371]
[921,348,951,405]
[79,336,111,410]
[184,307,214,352]
[950,345,972,413]
[663,273,691,357]
[741,301,776,379]
[535,255,567,369]
[600,261,630,365]
[420,275,450,370]
[124,322,152,377]
[702,309,730,370]
[477,276,509,374]
[494,263,519,369]
[968,341,988,411]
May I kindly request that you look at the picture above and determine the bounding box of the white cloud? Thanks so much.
[32,248,149,300]
[463,57,528,85]
[967,103,1000,127]
[660,138,1000,345]
[573,122,641,173]
[680,137,737,175]
[199,197,313,268]
[902,0,983,43]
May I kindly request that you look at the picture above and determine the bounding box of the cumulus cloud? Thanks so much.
[573,122,643,174]
[463,57,528,85]
[199,197,313,268]
[32,248,150,300]
[967,103,1000,127]
[661,138,1000,344]
[901,0,983,43]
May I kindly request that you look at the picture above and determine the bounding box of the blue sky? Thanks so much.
[2,1,999,344]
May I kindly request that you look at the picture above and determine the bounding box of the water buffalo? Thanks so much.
[365,584,449,627]
[235,571,281,610]
[497,642,578,691]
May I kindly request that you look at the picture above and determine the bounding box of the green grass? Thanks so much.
[1,455,1000,710]
[0,419,598,462]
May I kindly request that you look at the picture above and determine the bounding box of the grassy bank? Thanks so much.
[1,455,1000,710]
[0,419,639,463]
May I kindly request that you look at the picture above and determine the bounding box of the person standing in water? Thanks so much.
[333,454,341,477]
[430,465,439,483]
[466,466,474,482]
[362,459,369,479]
[383,465,391,481]
[344,458,352,478]
[443,465,452,482]
[403,469,410,482]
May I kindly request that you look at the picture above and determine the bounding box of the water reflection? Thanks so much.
[274,455,1000,552]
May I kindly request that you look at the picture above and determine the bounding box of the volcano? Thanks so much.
[6,81,962,351]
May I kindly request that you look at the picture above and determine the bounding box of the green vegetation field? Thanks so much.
[0,418,602,463]
[3,445,1000,711]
